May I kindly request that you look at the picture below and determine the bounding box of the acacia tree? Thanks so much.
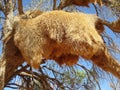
[1,0,120,90]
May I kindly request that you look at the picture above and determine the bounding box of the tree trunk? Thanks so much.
[0,0,14,89]
[4,36,24,85]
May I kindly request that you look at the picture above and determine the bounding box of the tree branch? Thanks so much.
[57,0,104,10]
[57,0,73,10]
[53,0,57,10]
[92,3,99,16]
[99,18,120,33]
[0,1,25,89]
[57,0,120,33]
[13,0,17,11]
[0,0,15,89]
[0,0,5,14]
[3,37,24,86]
[4,0,7,6]
[18,0,24,15]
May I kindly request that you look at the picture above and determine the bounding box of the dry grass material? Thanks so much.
[13,10,120,79]
[13,10,104,67]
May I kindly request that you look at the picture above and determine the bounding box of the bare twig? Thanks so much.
[77,64,101,90]
[53,0,56,10]
[92,3,99,16]
[42,66,64,75]
[14,65,30,75]
[0,0,14,89]
[0,16,5,19]
[6,83,22,89]
[13,0,17,11]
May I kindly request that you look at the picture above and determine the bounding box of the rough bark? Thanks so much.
[0,0,14,88]
[0,0,17,89]
[4,36,24,85]
[0,33,24,88]
[0,23,24,89]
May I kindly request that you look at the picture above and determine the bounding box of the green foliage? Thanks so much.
[61,70,86,89]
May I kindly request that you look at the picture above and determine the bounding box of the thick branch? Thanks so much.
[4,36,24,86]
[110,19,120,32]
[18,0,24,15]
[0,0,14,89]
[0,0,22,89]
[99,19,120,33]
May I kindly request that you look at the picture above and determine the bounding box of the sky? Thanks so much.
[3,0,120,90]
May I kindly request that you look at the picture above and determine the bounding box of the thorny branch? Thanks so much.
[56,0,120,33]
